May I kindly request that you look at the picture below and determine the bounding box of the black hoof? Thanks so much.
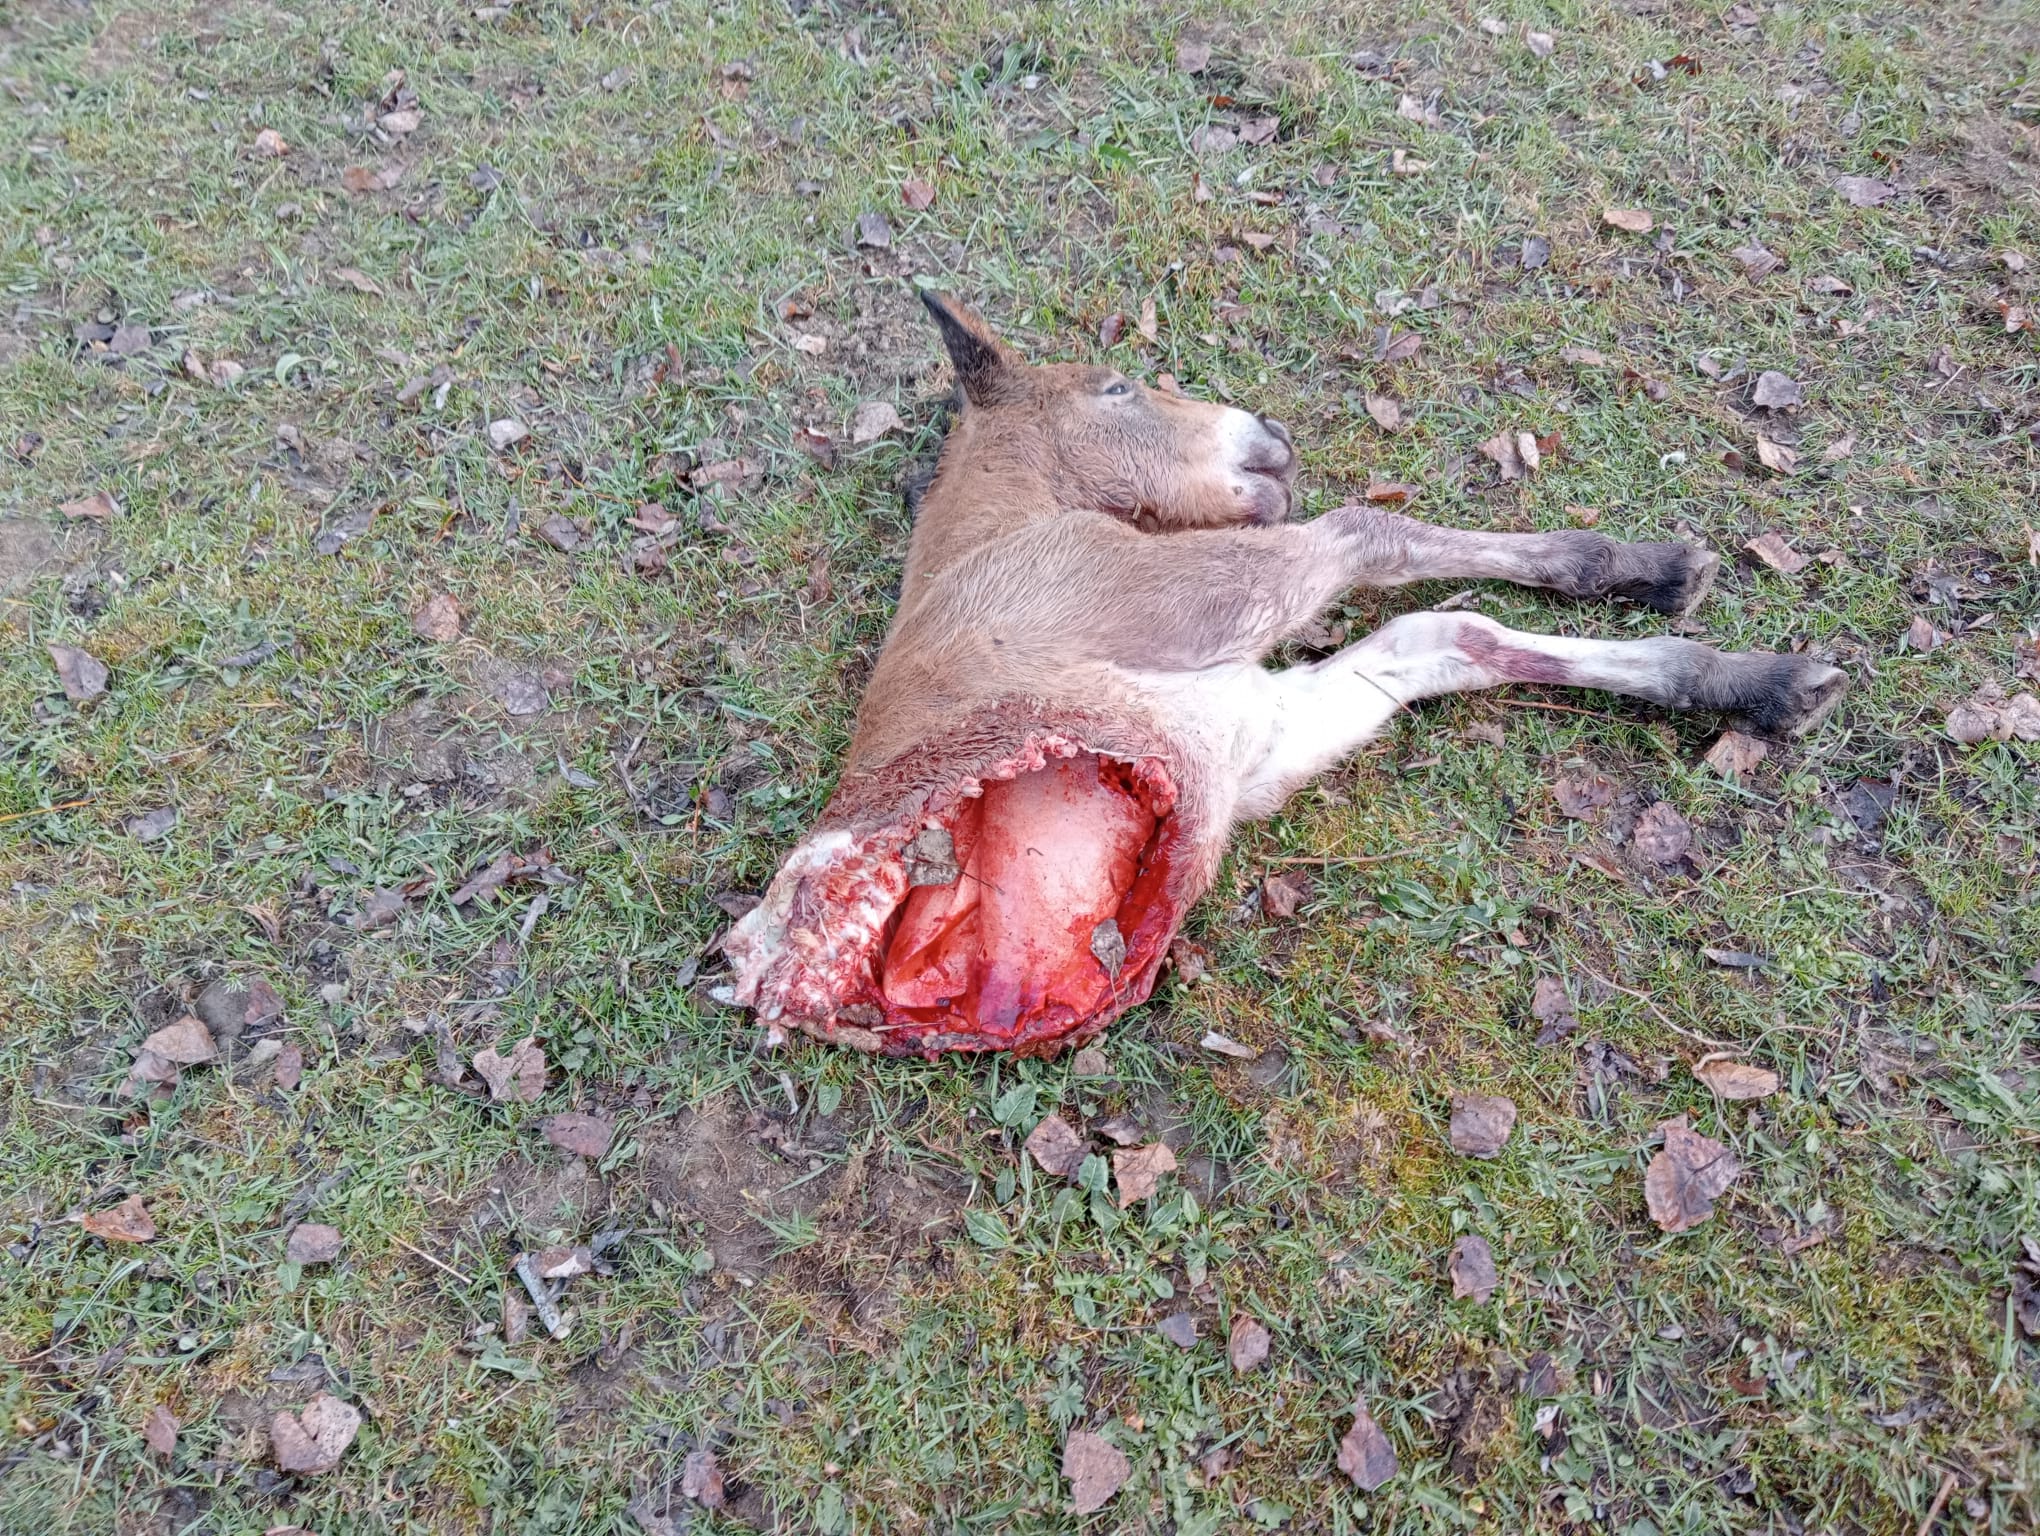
[1622,543,1720,616]
[1738,657,1848,737]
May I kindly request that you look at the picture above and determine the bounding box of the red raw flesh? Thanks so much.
[876,755,1164,1046]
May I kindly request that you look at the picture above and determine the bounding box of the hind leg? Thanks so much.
[1234,610,1844,818]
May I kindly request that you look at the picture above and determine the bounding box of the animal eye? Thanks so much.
[1103,380,1131,397]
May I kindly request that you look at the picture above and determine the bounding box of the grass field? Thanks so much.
[2,0,2038,1531]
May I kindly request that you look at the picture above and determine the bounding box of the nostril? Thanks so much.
[1258,415,1294,449]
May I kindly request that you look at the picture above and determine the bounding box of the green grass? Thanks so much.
[2,0,2038,1531]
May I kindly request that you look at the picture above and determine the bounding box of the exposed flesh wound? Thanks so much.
[881,755,1156,1038]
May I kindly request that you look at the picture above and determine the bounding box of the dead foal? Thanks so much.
[722,294,1846,1056]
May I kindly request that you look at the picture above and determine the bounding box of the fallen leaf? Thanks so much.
[47,644,109,703]
[1644,1117,1741,1233]
[1114,1142,1177,1207]
[1693,1059,1780,1100]
[1631,801,1693,864]
[330,267,383,296]
[1137,295,1158,342]
[379,108,423,135]
[1478,431,1528,481]
[450,848,569,905]
[59,489,119,520]
[854,211,893,249]
[543,1111,614,1158]
[142,1404,178,1459]
[252,127,288,157]
[270,1395,361,1475]
[1703,730,1769,776]
[1228,1315,1271,1372]
[1903,615,1943,652]
[1389,147,1429,176]
[1024,1114,1087,1179]
[1063,1430,1130,1516]
[849,400,902,443]
[1168,936,1208,984]
[340,164,401,194]
[1560,345,1606,366]
[1448,1092,1516,1158]
[1090,918,1126,978]
[1098,312,1126,346]
[1754,437,1799,475]
[285,1223,343,1265]
[1530,975,1578,1045]
[1239,115,1279,146]
[1525,29,1555,57]
[473,1038,547,1103]
[411,594,461,642]
[1157,1312,1199,1348]
[127,807,178,842]
[82,1194,155,1244]
[1833,174,1893,207]
[1190,123,1237,155]
[1379,331,1422,363]
[1365,394,1402,432]
[1521,234,1551,270]
[531,1243,594,1279]
[1337,1401,1398,1491]
[487,419,529,452]
[1702,947,1769,969]
[1744,530,1809,575]
[1396,93,1442,130]
[1200,1030,1258,1060]
[1554,770,1616,818]
[682,1448,726,1509]
[1751,370,1803,409]
[1448,1235,1499,1301]
[140,1016,216,1064]
[1807,274,1853,295]
[275,1042,304,1091]
[1094,1114,1142,1146]
[1175,38,1212,74]
[1364,479,1419,505]
[1822,434,1855,462]
[1603,208,1654,234]
[1261,871,1308,919]
[1732,240,1783,280]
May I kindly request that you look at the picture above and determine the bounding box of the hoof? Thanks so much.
[1632,543,1720,616]
[1741,658,1848,738]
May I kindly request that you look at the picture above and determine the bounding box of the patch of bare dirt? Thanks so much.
[0,518,66,626]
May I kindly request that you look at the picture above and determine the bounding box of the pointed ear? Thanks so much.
[920,289,1017,406]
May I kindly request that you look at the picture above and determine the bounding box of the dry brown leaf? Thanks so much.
[1448,1092,1516,1158]
[1063,1430,1131,1515]
[59,489,120,520]
[1751,371,1803,409]
[1754,438,1799,476]
[330,267,383,296]
[1833,174,1893,207]
[1632,801,1693,864]
[1024,1114,1087,1179]
[47,644,109,703]
[143,1404,178,1459]
[1228,1314,1272,1372]
[542,1111,614,1158]
[1693,1058,1780,1100]
[1114,1142,1177,1207]
[1364,479,1419,505]
[1479,432,1527,480]
[1732,240,1783,280]
[411,594,461,642]
[1704,730,1770,776]
[274,1042,304,1091]
[270,1395,361,1475]
[1903,615,1943,652]
[1525,28,1555,57]
[1448,1235,1499,1301]
[1396,93,1442,130]
[1603,208,1654,234]
[1175,39,1212,74]
[1822,434,1855,462]
[252,127,288,157]
[849,400,902,443]
[1137,295,1158,342]
[1337,1400,1399,1490]
[340,164,401,194]
[473,1038,547,1103]
[682,1448,726,1508]
[1379,331,1422,364]
[1365,394,1402,432]
[1644,1118,1741,1232]
[1530,975,1577,1045]
[900,177,935,211]
[285,1222,343,1265]
[82,1194,156,1244]
[1745,530,1809,572]
[1553,770,1616,818]
[140,1016,216,1064]
[1260,870,1308,919]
